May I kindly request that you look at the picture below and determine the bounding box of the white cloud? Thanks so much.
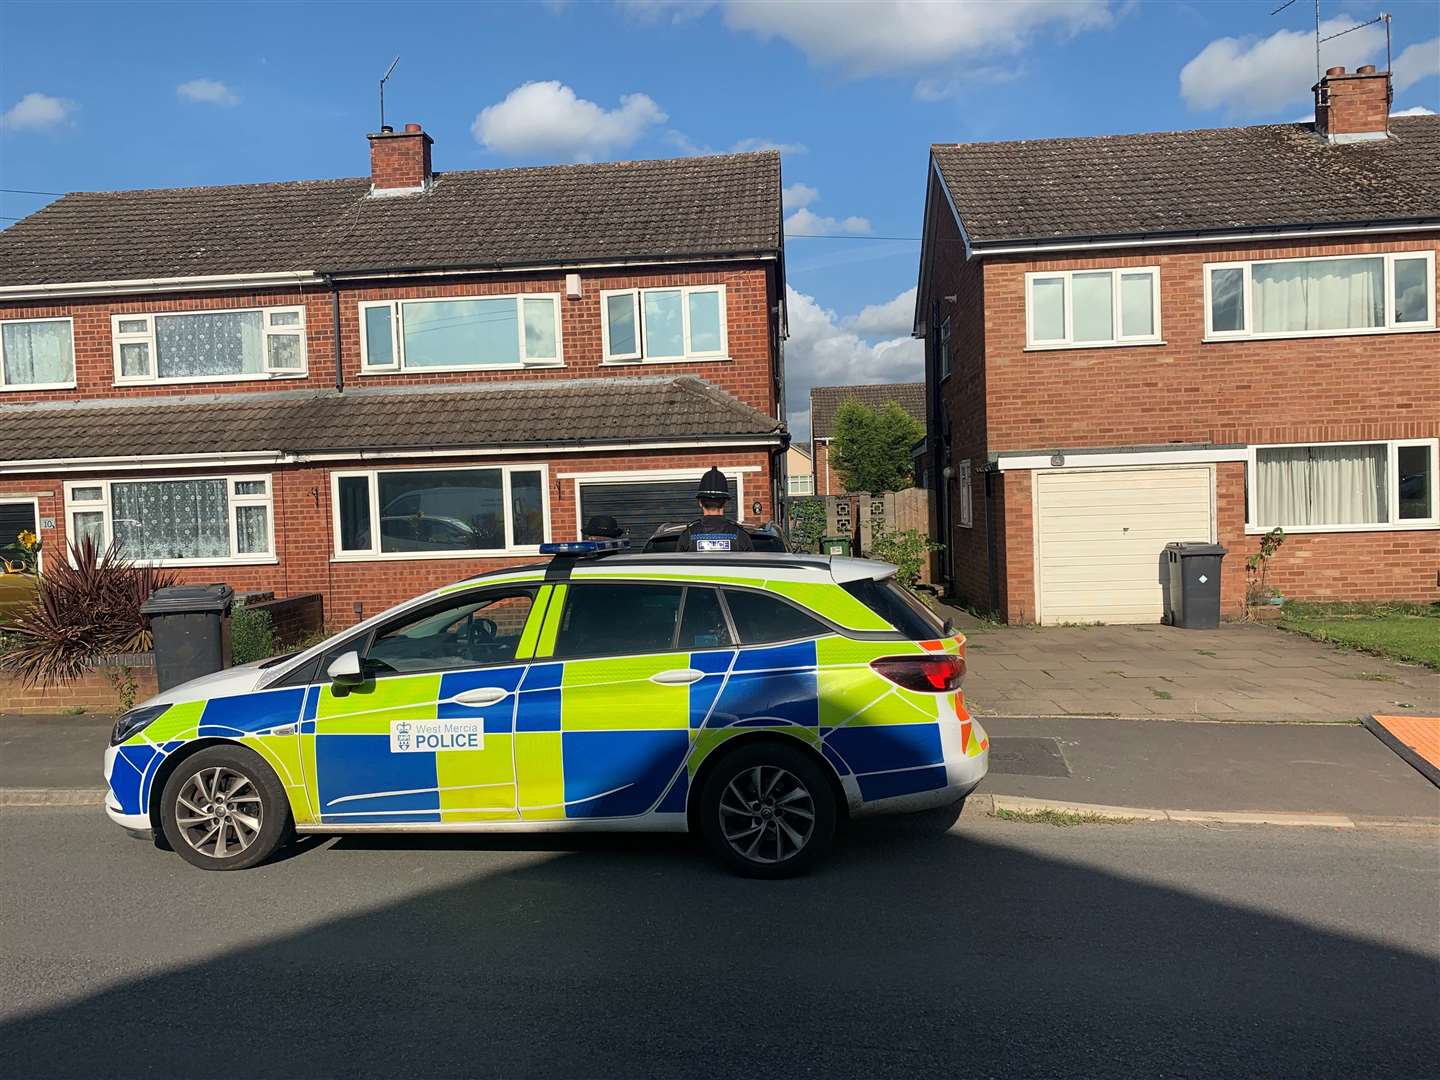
[782,182,819,211]
[1391,104,1437,117]
[724,0,1116,77]
[617,0,716,22]
[177,78,240,107]
[473,81,666,161]
[845,286,918,338]
[667,131,806,156]
[1393,37,1440,93]
[0,91,74,132]
[913,65,1023,102]
[785,206,872,236]
[1180,15,1386,116]
[784,286,923,441]
[729,136,807,154]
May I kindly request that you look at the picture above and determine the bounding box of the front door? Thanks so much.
[306,585,544,824]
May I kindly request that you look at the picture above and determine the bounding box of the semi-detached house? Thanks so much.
[0,125,787,626]
[915,65,1438,625]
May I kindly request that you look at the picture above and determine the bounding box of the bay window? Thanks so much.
[65,476,275,563]
[359,294,562,372]
[111,307,306,383]
[1249,440,1437,532]
[1206,251,1435,339]
[600,285,727,363]
[1025,268,1161,349]
[1,317,75,390]
[332,465,549,558]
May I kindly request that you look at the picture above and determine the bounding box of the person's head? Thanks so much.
[694,466,730,515]
[582,514,624,540]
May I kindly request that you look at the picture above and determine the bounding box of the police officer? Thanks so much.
[675,467,753,552]
[582,514,625,541]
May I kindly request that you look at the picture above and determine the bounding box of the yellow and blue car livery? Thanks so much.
[103,551,988,861]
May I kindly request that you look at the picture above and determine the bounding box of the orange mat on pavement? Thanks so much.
[1367,715,1440,787]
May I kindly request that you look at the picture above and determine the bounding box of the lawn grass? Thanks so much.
[992,808,1139,827]
[1278,601,1440,670]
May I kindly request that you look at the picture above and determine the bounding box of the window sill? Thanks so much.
[1023,339,1165,353]
[358,362,564,375]
[109,556,279,568]
[331,547,545,563]
[0,382,77,393]
[1205,325,1437,344]
[599,356,733,366]
[1245,522,1438,536]
[112,372,308,388]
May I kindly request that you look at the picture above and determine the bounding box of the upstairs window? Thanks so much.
[601,285,727,363]
[65,476,274,564]
[111,307,306,383]
[1206,252,1435,340]
[0,317,75,390]
[1025,268,1161,349]
[360,294,562,372]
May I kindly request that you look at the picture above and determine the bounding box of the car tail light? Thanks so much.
[870,654,965,693]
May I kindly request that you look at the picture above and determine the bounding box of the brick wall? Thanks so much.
[1,653,157,716]
[0,262,779,416]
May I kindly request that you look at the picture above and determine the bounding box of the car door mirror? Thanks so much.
[326,650,365,686]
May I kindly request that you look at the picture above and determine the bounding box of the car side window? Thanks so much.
[676,587,732,650]
[552,583,684,659]
[361,588,537,676]
[723,589,826,645]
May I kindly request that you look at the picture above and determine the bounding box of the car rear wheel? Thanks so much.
[699,742,836,878]
[160,746,291,871]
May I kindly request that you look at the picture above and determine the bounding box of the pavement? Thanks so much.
[2,805,1436,1078]
[942,610,1439,724]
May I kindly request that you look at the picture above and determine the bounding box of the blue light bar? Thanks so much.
[539,540,631,556]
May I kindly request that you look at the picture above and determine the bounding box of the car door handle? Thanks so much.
[651,668,705,686]
[451,687,510,707]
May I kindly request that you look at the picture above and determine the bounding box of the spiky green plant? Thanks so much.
[0,536,177,687]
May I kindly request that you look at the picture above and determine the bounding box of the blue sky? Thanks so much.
[2,0,1437,438]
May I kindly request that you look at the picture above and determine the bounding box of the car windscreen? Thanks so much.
[841,577,947,640]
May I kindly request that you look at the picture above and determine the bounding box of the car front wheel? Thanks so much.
[160,746,291,871]
[699,742,837,878]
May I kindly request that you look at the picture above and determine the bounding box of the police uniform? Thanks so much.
[676,467,754,553]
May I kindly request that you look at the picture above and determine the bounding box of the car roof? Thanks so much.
[454,552,893,585]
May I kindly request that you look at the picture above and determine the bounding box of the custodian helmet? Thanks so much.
[696,467,731,501]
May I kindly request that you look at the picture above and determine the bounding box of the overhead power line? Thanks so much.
[0,188,63,196]
[786,232,922,242]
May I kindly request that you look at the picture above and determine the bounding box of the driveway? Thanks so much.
[946,615,1439,723]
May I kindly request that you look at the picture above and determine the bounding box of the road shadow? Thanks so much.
[1,823,1435,1079]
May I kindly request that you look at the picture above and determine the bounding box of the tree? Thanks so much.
[829,399,924,493]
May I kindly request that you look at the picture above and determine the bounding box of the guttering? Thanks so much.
[0,271,324,302]
[967,220,1440,259]
[0,435,787,475]
[322,250,778,284]
[994,444,1248,472]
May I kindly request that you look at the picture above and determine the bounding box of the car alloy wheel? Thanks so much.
[174,766,264,859]
[719,765,816,865]
[160,745,292,871]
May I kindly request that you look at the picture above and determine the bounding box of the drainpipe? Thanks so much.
[324,274,343,393]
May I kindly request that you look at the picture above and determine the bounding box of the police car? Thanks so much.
[104,542,988,877]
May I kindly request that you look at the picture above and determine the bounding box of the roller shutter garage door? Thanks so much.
[1034,467,1214,625]
[576,477,738,544]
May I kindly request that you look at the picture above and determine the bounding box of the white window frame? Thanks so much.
[559,466,759,540]
[1024,267,1162,350]
[0,316,77,392]
[357,293,565,374]
[63,475,277,565]
[329,463,552,560]
[109,306,307,386]
[1244,438,1439,534]
[1204,250,1437,342]
[939,317,952,379]
[599,285,729,364]
[956,459,973,529]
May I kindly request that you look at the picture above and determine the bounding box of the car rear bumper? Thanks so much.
[846,716,990,818]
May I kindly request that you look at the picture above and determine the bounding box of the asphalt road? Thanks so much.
[1,808,1437,1080]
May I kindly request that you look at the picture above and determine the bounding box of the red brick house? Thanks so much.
[915,66,1438,624]
[809,382,926,496]
[0,126,787,626]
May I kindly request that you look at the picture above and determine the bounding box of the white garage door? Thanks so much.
[1034,467,1214,625]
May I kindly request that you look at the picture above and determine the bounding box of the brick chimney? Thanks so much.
[1313,64,1392,143]
[367,122,433,194]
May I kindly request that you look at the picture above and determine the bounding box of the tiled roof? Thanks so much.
[0,376,784,463]
[932,116,1440,245]
[809,382,926,440]
[0,152,781,286]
